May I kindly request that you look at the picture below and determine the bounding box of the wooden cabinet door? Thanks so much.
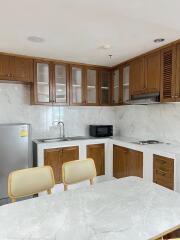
[113,145,128,178]
[145,51,160,93]
[53,63,69,105]
[99,69,112,105]
[160,46,176,102]
[85,67,99,105]
[0,54,11,80]
[112,68,123,105]
[32,60,53,104]
[10,56,33,82]
[44,148,62,184]
[175,43,180,101]
[70,65,85,105]
[127,149,143,178]
[62,146,79,164]
[87,144,105,176]
[130,57,145,96]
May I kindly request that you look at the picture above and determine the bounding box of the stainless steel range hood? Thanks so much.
[126,92,160,105]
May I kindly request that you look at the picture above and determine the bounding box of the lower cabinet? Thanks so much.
[44,146,79,184]
[153,154,174,190]
[113,145,143,178]
[87,144,105,176]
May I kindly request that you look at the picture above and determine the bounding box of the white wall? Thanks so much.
[0,83,116,139]
[115,104,180,143]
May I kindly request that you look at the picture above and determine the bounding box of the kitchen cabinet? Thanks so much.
[112,68,123,105]
[130,57,145,96]
[0,54,33,82]
[53,63,69,105]
[70,65,85,105]
[85,67,99,105]
[32,60,69,105]
[122,65,130,103]
[153,154,174,190]
[144,51,160,93]
[99,69,112,105]
[175,43,180,101]
[160,46,176,102]
[113,145,143,178]
[87,143,105,176]
[44,146,79,184]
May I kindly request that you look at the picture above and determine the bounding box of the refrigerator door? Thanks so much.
[0,124,32,199]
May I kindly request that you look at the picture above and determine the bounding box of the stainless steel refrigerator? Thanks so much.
[0,123,32,204]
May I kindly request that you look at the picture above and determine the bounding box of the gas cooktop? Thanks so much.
[132,140,163,145]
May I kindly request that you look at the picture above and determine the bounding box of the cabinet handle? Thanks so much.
[157,169,167,176]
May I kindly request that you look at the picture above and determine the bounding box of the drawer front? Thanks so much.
[153,154,174,190]
[154,154,174,169]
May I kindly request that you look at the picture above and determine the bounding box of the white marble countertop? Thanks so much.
[0,177,180,240]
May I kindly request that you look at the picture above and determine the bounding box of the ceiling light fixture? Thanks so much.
[100,44,111,50]
[27,36,45,43]
[154,38,165,43]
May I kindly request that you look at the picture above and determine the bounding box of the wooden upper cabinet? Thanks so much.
[0,55,11,80]
[160,46,176,102]
[44,148,62,184]
[87,143,105,176]
[85,67,99,105]
[129,57,145,96]
[144,51,160,93]
[10,56,33,82]
[112,68,123,105]
[0,54,33,82]
[99,69,111,105]
[32,60,52,104]
[53,63,69,105]
[175,43,180,101]
[70,65,85,105]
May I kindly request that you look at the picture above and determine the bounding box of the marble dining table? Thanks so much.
[0,176,180,240]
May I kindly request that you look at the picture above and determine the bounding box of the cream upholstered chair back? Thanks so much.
[8,166,55,202]
[62,158,97,191]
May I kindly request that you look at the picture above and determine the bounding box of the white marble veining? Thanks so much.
[0,177,180,240]
[115,104,180,144]
[0,83,116,139]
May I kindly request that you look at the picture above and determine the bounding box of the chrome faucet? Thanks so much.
[58,121,65,139]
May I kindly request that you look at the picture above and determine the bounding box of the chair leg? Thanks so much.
[47,189,52,195]
[90,179,94,185]
[11,198,16,203]
[64,184,68,191]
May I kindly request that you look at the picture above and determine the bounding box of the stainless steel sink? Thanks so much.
[37,136,94,143]
[37,137,69,143]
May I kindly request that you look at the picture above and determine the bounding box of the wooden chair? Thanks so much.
[8,166,55,202]
[62,158,97,191]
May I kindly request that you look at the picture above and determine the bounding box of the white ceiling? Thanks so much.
[0,0,180,66]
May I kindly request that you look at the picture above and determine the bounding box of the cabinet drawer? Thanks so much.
[153,154,174,169]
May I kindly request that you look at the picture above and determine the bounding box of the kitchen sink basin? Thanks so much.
[37,136,94,143]
[37,137,69,143]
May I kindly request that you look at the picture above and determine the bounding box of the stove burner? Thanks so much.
[133,140,163,145]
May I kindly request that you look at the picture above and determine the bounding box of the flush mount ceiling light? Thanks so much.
[27,36,45,43]
[99,44,111,50]
[154,38,165,43]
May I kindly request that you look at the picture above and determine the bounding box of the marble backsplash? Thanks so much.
[0,83,116,139]
[115,104,180,143]
[1,83,180,143]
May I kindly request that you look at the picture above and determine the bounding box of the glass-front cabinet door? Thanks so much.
[54,63,69,105]
[35,61,51,103]
[86,68,98,105]
[112,68,123,105]
[100,70,111,105]
[70,65,84,105]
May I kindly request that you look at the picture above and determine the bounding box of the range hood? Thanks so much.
[126,92,160,105]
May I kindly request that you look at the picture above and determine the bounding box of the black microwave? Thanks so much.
[89,125,113,137]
